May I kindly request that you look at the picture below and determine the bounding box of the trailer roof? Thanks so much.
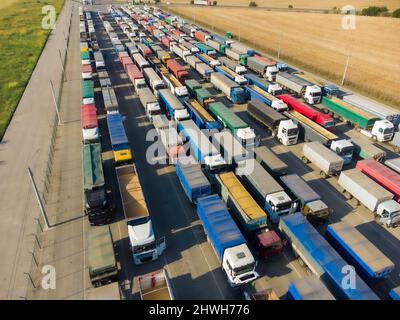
[87,225,116,273]
[324,96,377,121]
[107,113,129,146]
[187,99,214,123]
[83,143,104,189]
[209,102,248,129]
[289,275,335,300]
[177,156,210,190]
[288,111,338,140]
[81,104,98,129]
[280,174,320,203]
[254,146,288,173]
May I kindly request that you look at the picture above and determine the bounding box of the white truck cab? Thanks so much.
[277,119,299,146]
[134,78,147,92]
[330,139,354,165]
[361,119,394,142]
[236,127,260,149]
[234,75,247,85]
[235,65,247,74]
[82,127,99,143]
[271,99,288,112]
[266,191,294,216]
[174,109,190,122]
[304,85,322,104]
[376,200,400,228]
[204,155,227,173]
[146,103,161,120]
[222,243,259,287]
[264,65,279,82]
[128,217,166,265]
[268,83,282,96]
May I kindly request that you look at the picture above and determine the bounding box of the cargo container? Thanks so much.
[343,94,400,126]
[116,164,165,264]
[322,97,393,142]
[81,64,93,79]
[137,87,161,120]
[138,269,174,300]
[94,51,105,69]
[280,174,330,222]
[125,42,139,56]
[210,72,247,104]
[195,43,216,56]
[186,54,202,70]
[195,62,214,79]
[385,157,400,174]
[254,146,288,176]
[158,126,185,162]
[205,38,226,54]
[102,86,118,113]
[246,85,287,111]
[132,53,150,71]
[302,141,344,177]
[158,88,189,122]
[171,44,191,62]
[152,114,170,134]
[184,79,202,97]
[87,225,118,287]
[242,276,280,300]
[209,101,258,148]
[81,51,91,65]
[161,36,174,50]
[107,112,132,164]
[141,37,155,49]
[276,72,322,104]
[194,30,210,42]
[184,99,220,130]
[178,120,226,172]
[345,130,386,162]
[389,287,400,300]
[218,56,246,74]
[181,40,200,53]
[225,47,248,65]
[279,213,379,300]
[244,73,282,96]
[338,169,400,227]
[82,80,94,105]
[120,56,134,73]
[126,63,147,91]
[137,43,152,58]
[287,275,335,300]
[166,59,188,82]
[194,88,215,108]
[247,99,298,146]
[81,104,98,143]
[156,50,171,64]
[326,220,394,282]
[279,94,334,128]
[143,67,165,97]
[246,56,278,82]
[162,72,188,97]
[215,65,247,85]
[197,53,220,68]
[175,156,211,203]
[212,130,250,167]
[356,159,400,202]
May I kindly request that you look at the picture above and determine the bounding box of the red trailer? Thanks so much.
[194,30,208,42]
[145,25,154,33]
[253,54,276,66]
[126,64,145,89]
[356,159,400,202]
[161,36,173,49]
[172,29,184,38]
[118,51,129,63]
[278,94,333,128]
[81,104,98,130]
[166,59,188,82]
[121,56,134,72]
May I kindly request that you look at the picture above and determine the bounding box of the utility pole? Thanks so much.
[49,80,62,125]
[27,167,51,230]
[341,54,350,86]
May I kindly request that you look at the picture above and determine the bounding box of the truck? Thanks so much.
[215,65,247,85]
[225,47,247,65]
[186,54,202,70]
[98,70,111,89]
[246,56,278,82]
[338,169,400,227]
[205,38,226,54]
[184,99,220,130]
[138,269,174,300]
[195,43,216,56]
[242,276,280,300]
[171,44,191,62]
[356,159,400,202]
[246,85,288,111]
[279,213,379,300]
[385,157,400,174]
[197,53,220,68]
[322,97,394,142]
[152,114,170,135]
[196,195,259,287]
[166,59,188,82]
[193,88,215,108]
[181,40,200,53]
[158,126,185,162]
[126,63,147,91]
[302,141,344,178]
[107,112,132,164]
[212,130,250,167]
[237,158,294,223]
[82,80,94,105]
[184,79,202,97]
[158,88,190,122]
[132,53,150,71]
[156,50,171,64]
[81,104,99,143]
[81,64,93,79]
[326,220,395,282]
[116,164,166,264]
[83,143,112,224]
[102,86,118,113]
[125,42,139,56]
[143,67,165,97]
[279,94,334,128]
[343,94,400,126]
[287,275,335,300]
[345,130,386,162]
[137,43,152,58]
[137,87,161,120]
[195,62,214,79]
[218,56,246,74]
[210,72,247,104]
[175,156,212,203]
[81,51,90,65]
[94,51,105,69]
[247,99,298,146]
[162,72,188,97]
[244,73,282,96]
[87,225,118,287]
[276,72,322,104]
[280,174,331,222]
[254,146,288,176]
[209,101,259,149]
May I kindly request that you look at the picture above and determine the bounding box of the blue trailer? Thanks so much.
[246,85,288,111]
[177,120,226,172]
[279,213,379,300]
[244,73,269,91]
[389,286,400,300]
[107,112,132,164]
[196,195,258,286]
[184,99,221,130]
[326,221,394,282]
[215,65,247,85]
[175,156,211,203]
[287,275,335,300]
[158,88,189,122]
[195,43,216,55]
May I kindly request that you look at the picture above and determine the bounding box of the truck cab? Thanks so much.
[128,217,166,265]
[268,83,282,96]
[376,200,400,228]
[204,154,227,173]
[265,65,279,82]
[304,85,322,104]
[146,102,161,120]
[174,109,190,122]
[134,78,147,91]
[236,127,260,149]
[362,119,394,142]
[265,191,294,223]
[253,229,285,260]
[222,243,259,287]
[302,200,331,222]
[330,139,354,165]
[277,119,299,146]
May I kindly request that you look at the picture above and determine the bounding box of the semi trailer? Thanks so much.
[246,55,278,82]
[106,112,132,164]
[81,104,99,143]
[254,146,288,176]
[218,56,246,74]
[287,275,335,300]
[137,87,161,120]
[276,72,322,104]
[246,85,287,111]
[158,88,189,122]
[138,269,174,300]
[244,73,282,95]
[210,72,247,104]
[184,99,220,130]
[215,65,247,85]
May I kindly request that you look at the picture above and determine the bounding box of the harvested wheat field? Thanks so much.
[167,6,400,106]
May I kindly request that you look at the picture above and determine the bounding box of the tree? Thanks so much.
[288,4,293,9]
[361,6,388,16]
[249,1,258,7]
[154,0,160,3]
[392,8,400,17]
[213,0,217,5]
[190,0,194,3]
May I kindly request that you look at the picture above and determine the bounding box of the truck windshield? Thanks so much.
[384,128,394,134]
[310,92,321,97]
[133,241,156,253]
[324,121,335,128]
[233,262,255,276]
[114,142,130,151]
[276,201,292,211]
[85,188,106,208]
[337,146,354,156]
[287,128,298,136]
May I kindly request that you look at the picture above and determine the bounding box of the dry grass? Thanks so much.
[167,6,400,107]
[162,0,400,11]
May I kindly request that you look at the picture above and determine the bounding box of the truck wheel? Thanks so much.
[301,156,308,164]
[320,171,328,179]
[344,191,352,200]
[278,138,283,144]
[298,257,306,267]
[372,135,377,141]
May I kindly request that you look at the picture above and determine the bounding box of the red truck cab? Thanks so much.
[253,229,285,260]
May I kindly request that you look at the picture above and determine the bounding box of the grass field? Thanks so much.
[162,0,400,11]
[0,0,65,140]
[166,5,400,107]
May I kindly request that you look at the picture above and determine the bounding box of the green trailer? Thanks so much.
[185,79,202,96]
[165,17,174,24]
[82,80,94,104]
[195,88,214,107]
[209,101,248,135]
[322,96,378,130]
[81,51,90,62]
